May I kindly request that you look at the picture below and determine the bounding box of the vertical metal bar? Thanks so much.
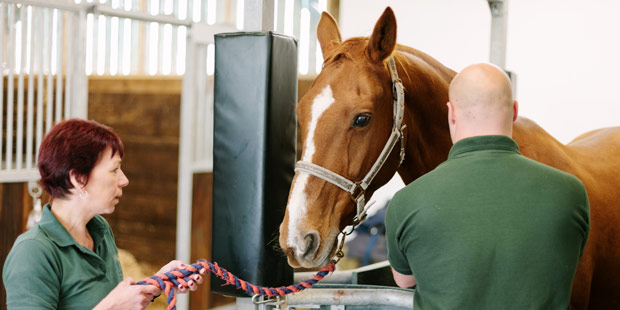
[0,3,5,168]
[105,11,111,75]
[205,63,214,169]
[488,0,508,69]
[65,11,73,118]
[27,6,36,169]
[16,5,27,170]
[131,17,139,74]
[72,9,88,119]
[36,7,44,162]
[276,0,285,33]
[55,9,63,124]
[293,0,300,44]
[171,0,178,74]
[176,29,194,310]
[92,11,99,75]
[6,4,15,170]
[244,0,275,31]
[308,1,318,74]
[157,22,164,74]
[193,45,206,162]
[46,8,53,132]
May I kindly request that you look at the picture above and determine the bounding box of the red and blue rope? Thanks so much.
[137,259,336,310]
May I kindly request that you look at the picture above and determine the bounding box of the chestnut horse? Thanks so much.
[278,7,620,309]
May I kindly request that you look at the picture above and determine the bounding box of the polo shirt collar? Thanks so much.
[39,203,107,249]
[448,135,520,159]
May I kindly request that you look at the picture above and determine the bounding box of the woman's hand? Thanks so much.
[157,260,203,294]
[93,278,161,310]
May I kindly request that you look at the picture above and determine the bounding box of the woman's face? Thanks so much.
[85,147,129,215]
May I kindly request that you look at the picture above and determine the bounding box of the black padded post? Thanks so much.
[211,32,297,297]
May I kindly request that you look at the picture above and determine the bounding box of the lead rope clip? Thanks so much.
[252,295,284,309]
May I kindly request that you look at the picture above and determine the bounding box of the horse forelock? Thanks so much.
[323,38,371,65]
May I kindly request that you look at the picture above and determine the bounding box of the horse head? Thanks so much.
[279,7,406,268]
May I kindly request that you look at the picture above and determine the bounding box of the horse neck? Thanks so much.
[513,117,578,173]
[392,48,456,184]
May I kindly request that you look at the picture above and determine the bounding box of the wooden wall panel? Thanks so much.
[89,77,182,268]
[0,183,28,310]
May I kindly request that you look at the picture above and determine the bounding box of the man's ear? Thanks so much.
[447,101,456,125]
[512,100,519,122]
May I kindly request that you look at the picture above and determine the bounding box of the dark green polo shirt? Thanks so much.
[3,204,123,309]
[386,135,589,310]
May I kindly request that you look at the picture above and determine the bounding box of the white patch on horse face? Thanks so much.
[287,85,335,249]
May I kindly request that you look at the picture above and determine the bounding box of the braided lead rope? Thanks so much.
[137,259,337,310]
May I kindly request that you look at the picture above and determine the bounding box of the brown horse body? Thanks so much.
[279,7,620,309]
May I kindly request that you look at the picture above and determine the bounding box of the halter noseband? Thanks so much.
[295,57,406,227]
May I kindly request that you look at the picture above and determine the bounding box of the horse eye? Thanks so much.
[353,114,372,128]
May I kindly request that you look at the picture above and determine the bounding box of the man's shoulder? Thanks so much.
[390,167,447,212]
[517,156,587,189]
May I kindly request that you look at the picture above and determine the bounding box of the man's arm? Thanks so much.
[391,267,416,288]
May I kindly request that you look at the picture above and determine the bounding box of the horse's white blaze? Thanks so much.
[287,85,335,250]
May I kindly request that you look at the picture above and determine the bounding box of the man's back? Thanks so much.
[386,135,590,309]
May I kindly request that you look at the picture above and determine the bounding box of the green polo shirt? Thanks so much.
[386,135,589,310]
[3,204,123,309]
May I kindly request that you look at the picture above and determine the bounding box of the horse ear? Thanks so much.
[367,7,397,63]
[317,11,342,57]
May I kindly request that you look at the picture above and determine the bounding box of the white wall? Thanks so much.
[339,0,620,144]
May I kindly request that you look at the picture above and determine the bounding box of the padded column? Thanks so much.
[211,32,297,296]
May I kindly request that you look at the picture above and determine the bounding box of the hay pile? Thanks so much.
[118,248,168,310]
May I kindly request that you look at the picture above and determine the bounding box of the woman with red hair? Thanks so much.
[3,119,198,310]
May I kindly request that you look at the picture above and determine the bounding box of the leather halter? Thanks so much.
[295,57,406,227]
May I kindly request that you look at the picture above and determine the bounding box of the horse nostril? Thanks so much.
[302,231,320,259]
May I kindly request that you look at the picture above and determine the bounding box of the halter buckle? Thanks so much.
[392,79,403,101]
[349,182,366,203]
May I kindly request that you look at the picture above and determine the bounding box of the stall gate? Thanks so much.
[0,0,87,184]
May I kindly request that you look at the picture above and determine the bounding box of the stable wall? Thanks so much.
[1,76,317,310]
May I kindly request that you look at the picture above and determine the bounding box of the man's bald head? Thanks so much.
[447,63,517,142]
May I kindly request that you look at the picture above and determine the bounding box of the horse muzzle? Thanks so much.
[280,229,338,269]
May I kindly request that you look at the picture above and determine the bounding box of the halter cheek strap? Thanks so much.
[295,57,406,226]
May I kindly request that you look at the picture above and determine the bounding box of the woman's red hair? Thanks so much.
[38,118,124,199]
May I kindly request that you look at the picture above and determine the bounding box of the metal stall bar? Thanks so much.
[71,8,88,119]
[92,5,191,26]
[16,5,26,170]
[285,285,414,310]
[26,6,35,169]
[6,4,15,171]
[0,3,4,169]
[0,1,88,183]
[64,10,73,119]
[45,8,53,132]
[36,7,44,158]
[487,0,516,97]
[55,10,63,124]
[176,21,237,310]
[488,0,508,69]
